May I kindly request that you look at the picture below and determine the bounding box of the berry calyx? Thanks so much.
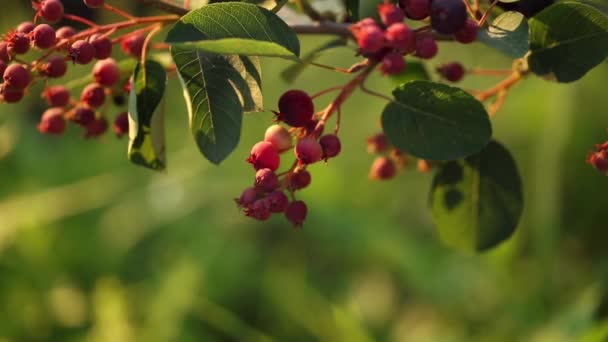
[40,56,67,78]
[264,124,292,153]
[42,85,70,107]
[93,59,120,87]
[437,62,465,82]
[378,1,405,26]
[285,201,307,228]
[247,141,280,171]
[454,19,478,44]
[399,0,430,20]
[37,107,66,134]
[69,40,96,65]
[380,52,406,75]
[289,168,311,191]
[277,90,315,128]
[80,83,106,108]
[39,0,64,23]
[319,134,341,160]
[3,64,31,89]
[113,112,129,138]
[295,137,323,165]
[255,168,280,192]
[90,34,113,60]
[430,0,468,34]
[369,156,396,180]
[31,24,56,49]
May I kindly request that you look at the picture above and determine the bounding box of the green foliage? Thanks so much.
[478,11,529,58]
[381,81,492,161]
[430,141,523,252]
[343,0,360,21]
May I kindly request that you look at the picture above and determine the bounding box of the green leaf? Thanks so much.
[165,2,300,58]
[389,60,430,86]
[381,81,492,161]
[128,60,167,171]
[528,1,608,82]
[429,140,523,252]
[478,11,529,58]
[281,38,347,83]
[172,45,263,164]
[344,0,360,21]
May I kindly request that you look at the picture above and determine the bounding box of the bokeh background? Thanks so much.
[1,1,608,341]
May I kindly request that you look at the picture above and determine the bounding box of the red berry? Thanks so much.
[454,19,478,44]
[0,42,9,62]
[588,151,608,172]
[437,62,465,82]
[255,168,280,192]
[430,0,468,34]
[41,56,68,78]
[267,191,289,213]
[385,23,415,52]
[93,58,119,87]
[90,34,113,60]
[264,124,292,153]
[0,86,24,103]
[0,61,6,79]
[31,24,56,49]
[415,35,438,59]
[285,200,307,228]
[80,83,106,108]
[68,106,96,126]
[245,199,272,221]
[277,90,315,128]
[7,32,30,55]
[367,133,388,153]
[43,85,70,107]
[40,0,64,23]
[113,111,129,137]
[37,107,66,134]
[378,1,405,26]
[319,134,341,159]
[69,40,96,65]
[247,141,280,171]
[295,137,323,165]
[381,52,406,75]
[236,187,259,208]
[17,22,35,34]
[84,117,108,138]
[399,0,430,20]
[120,34,145,58]
[55,26,76,40]
[369,156,396,180]
[355,25,385,54]
[84,0,105,8]
[289,168,311,190]
[3,64,31,89]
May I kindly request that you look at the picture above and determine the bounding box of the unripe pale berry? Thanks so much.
[415,35,438,59]
[113,112,129,137]
[454,19,478,44]
[40,0,64,23]
[84,117,109,138]
[31,24,56,50]
[378,2,405,26]
[264,124,292,153]
[430,0,468,34]
[399,0,430,20]
[289,168,311,190]
[381,52,406,75]
[17,22,35,34]
[69,40,96,65]
[84,0,105,8]
[277,90,315,128]
[8,32,30,55]
[38,107,66,134]
[120,34,146,58]
[90,34,113,60]
[41,56,68,78]
[68,106,96,126]
[285,200,307,228]
[385,23,415,52]
[247,141,280,171]
[81,83,106,108]
[0,42,9,62]
[367,133,388,154]
[246,199,272,221]
[43,85,70,107]
[93,59,120,87]
[0,86,24,103]
[55,26,76,40]
[369,156,396,180]
[237,187,259,208]
[255,168,280,192]
[3,64,31,89]
[319,134,341,159]
[295,137,323,165]
[267,191,289,213]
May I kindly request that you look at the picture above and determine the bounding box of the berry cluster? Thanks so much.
[587,141,608,174]
[349,0,478,76]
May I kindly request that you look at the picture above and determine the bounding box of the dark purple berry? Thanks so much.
[289,169,311,190]
[454,19,478,44]
[319,134,341,159]
[285,201,307,227]
[430,0,468,34]
[277,90,315,128]
[267,191,289,213]
[415,35,438,59]
[113,112,129,137]
[437,62,465,82]
[399,0,430,20]
[255,168,280,192]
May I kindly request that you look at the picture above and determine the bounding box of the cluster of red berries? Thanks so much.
[350,0,478,75]
[366,132,434,179]
[587,141,608,174]
[237,90,342,227]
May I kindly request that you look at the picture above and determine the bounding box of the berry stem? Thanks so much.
[141,24,163,65]
[462,0,478,20]
[63,14,99,28]
[468,68,513,76]
[103,3,137,20]
[310,86,343,99]
[474,71,522,102]
[478,0,499,27]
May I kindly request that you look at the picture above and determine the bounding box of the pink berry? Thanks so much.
[355,25,385,54]
[289,169,311,191]
[17,22,35,34]
[295,137,323,165]
[437,62,465,82]
[7,32,30,55]
[90,34,113,60]
[40,0,64,23]
[31,24,56,49]
[385,23,415,52]
[245,199,272,221]
[369,157,396,180]
[69,40,96,65]
[264,124,292,153]
[381,52,406,75]
[0,86,24,103]
[84,0,105,8]
[55,26,76,40]
[68,106,96,126]
[247,141,280,171]
[43,85,70,107]
[277,90,315,128]
[84,117,108,138]
[93,58,119,87]
[415,35,438,59]
[113,112,129,137]
[255,168,280,192]
[236,187,258,208]
[81,83,106,108]
[0,42,9,62]
[399,0,430,20]
[3,64,31,89]
[285,200,307,227]
[319,134,341,159]
[37,107,66,134]
[41,56,68,78]
[454,19,478,44]
[120,34,145,58]
[267,191,289,213]
[378,2,405,26]
[367,133,388,154]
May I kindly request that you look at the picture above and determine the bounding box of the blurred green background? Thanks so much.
[1,1,608,341]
